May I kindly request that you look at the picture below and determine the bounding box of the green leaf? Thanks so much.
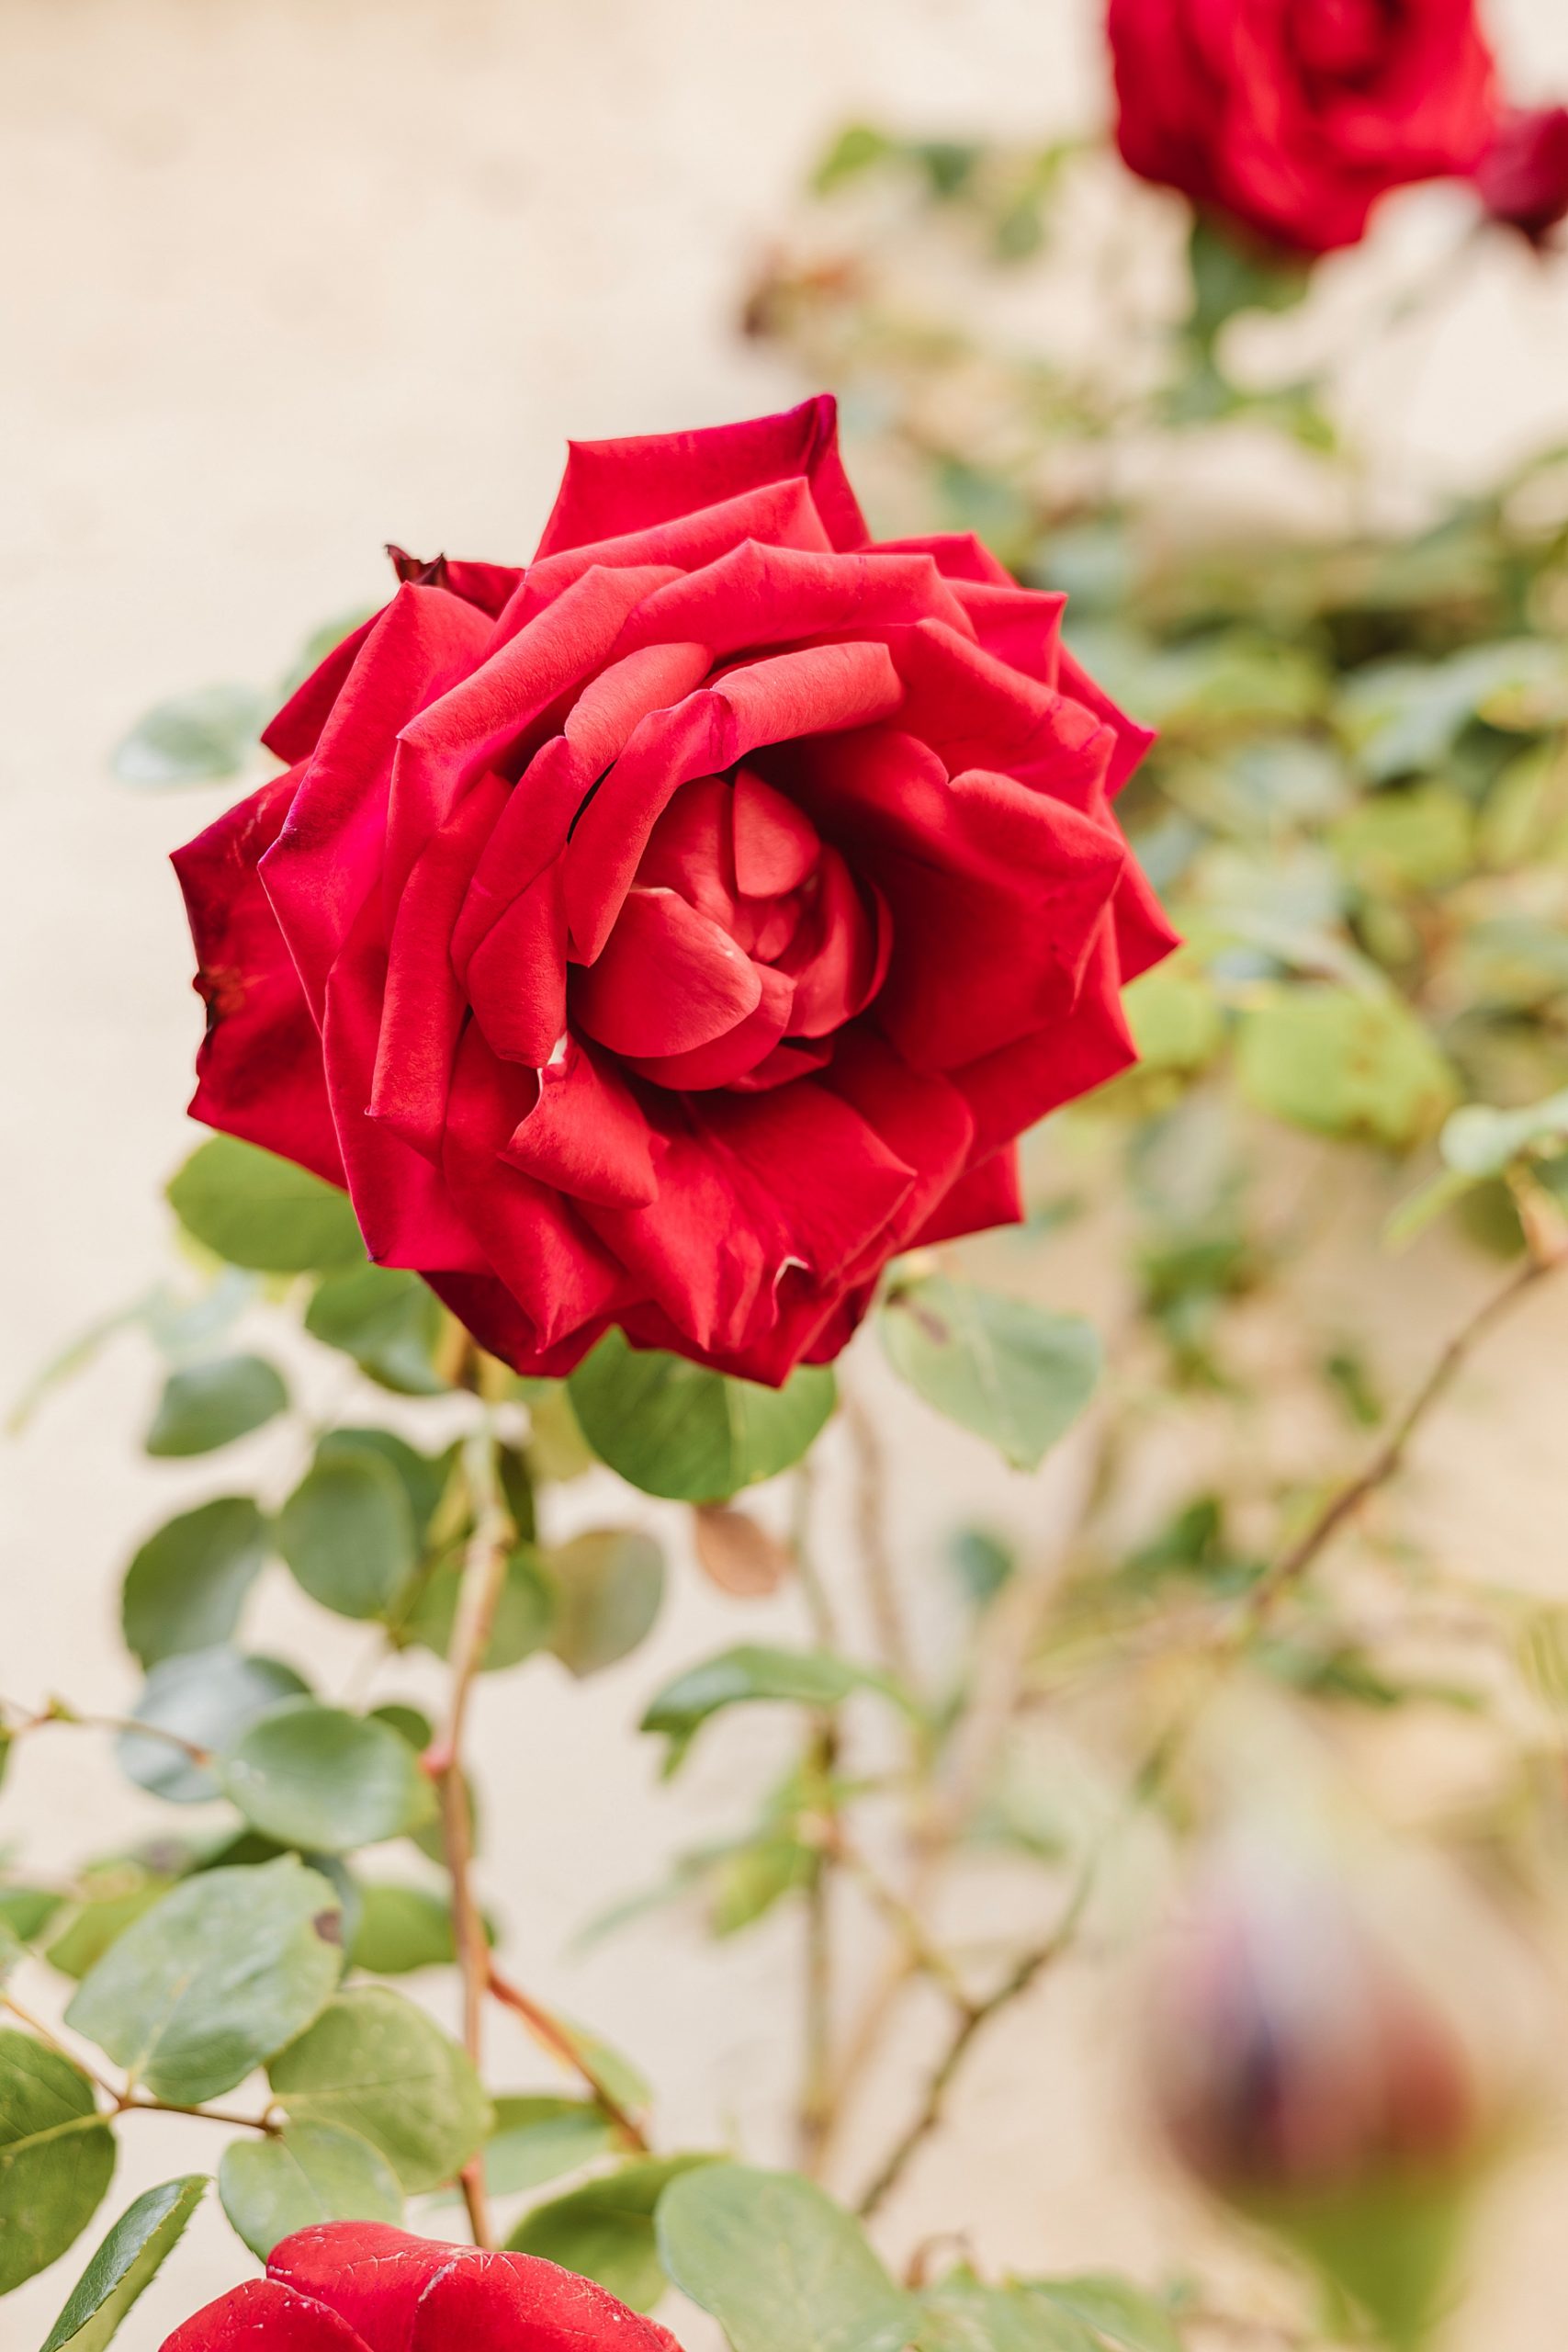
[67,1858,343,2105]
[278,1447,416,1621]
[641,1645,907,1773]
[1123,964,1224,1075]
[915,2278,1100,2351]
[167,1136,366,1272]
[267,1984,492,2193]
[1025,2276,1182,2352]
[1187,216,1310,349]
[878,1276,1100,1471]
[570,1333,835,1499]
[547,1531,664,1677]
[305,1265,448,1395]
[0,1887,62,1943]
[482,2096,615,2195]
[222,1701,436,1853]
[657,2163,913,2352]
[218,2122,402,2262]
[121,1497,269,1668]
[40,2175,207,2352]
[45,1871,177,1982]
[118,1648,308,1804]
[144,1353,288,1456]
[349,1883,456,1974]
[111,683,265,787]
[1337,639,1562,784]
[812,122,894,195]
[1440,1086,1568,1178]
[319,1429,456,1540]
[508,2154,713,2312]
[1236,988,1459,1150]
[0,2030,116,2294]
[399,1546,557,1673]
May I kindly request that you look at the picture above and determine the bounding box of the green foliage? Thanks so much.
[398,1544,557,1673]
[0,2031,117,2294]
[304,1263,448,1395]
[111,684,265,787]
[546,1530,664,1676]
[348,1883,456,1974]
[66,1859,343,2104]
[278,1445,417,1621]
[221,1702,436,1853]
[658,2164,913,2352]
[878,1275,1100,1469]
[569,1332,835,1498]
[507,2154,713,2312]
[121,1497,269,1668]
[1235,989,1457,1148]
[168,1136,366,1272]
[40,2176,206,2352]
[218,2122,402,2261]
[143,1353,288,1456]
[482,2096,615,2194]
[266,1985,492,2192]
[118,1648,308,1804]
[641,1645,909,1773]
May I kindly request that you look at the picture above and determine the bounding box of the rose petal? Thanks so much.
[534,391,868,559]
[572,887,763,1057]
[171,772,346,1186]
[731,764,819,896]
[615,539,973,664]
[503,1035,663,1205]
[161,2276,371,2350]
[623,962,795,1090]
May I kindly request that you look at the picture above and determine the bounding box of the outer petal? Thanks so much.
[533,393,869,558]
[161,2277,370,2350]
[172,772,345,1186]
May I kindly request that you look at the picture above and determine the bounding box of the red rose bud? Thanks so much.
[1108,0,1499,254]
[161,2222,686,2349]
[1148,1839,1504,2347]
[172,397,1175,1387]
[1475,105,1568,246]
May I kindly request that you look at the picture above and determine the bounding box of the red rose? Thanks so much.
[160,2222,683,2348]
[1108,0,1498,254]
[175,397,1172,1385]
[1475,104,1568,245]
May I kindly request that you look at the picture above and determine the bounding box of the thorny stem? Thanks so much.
[485,1966,649,2151]
[849,1243,1562,2215]
[429,1427,514,2251]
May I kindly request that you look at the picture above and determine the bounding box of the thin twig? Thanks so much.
[0,1993,277,2132]
[824,1826,976,2015]
[855,1847,1100,2218]
[485,1965,649,2151]
[0,1697,211,1766]
[119,2092,280,2133]
[792,1455,840,1650]
[428,1428,513,2250]
[797,1720,840,2177]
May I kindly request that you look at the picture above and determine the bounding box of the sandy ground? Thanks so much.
[6,1,1568,2342]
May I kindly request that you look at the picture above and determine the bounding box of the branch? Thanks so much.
[1254,1249,1554,1610]
[853,1847,1099,2218]
[850,1244,1562,2216]
[427,1429,513,2250]
[0,1696,211,1766]
[0,1993,277,2132]
[841,1386,914,1682]
[485,1966,649,2152]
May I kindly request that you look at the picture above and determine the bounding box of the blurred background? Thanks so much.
[7,1,1568,2342]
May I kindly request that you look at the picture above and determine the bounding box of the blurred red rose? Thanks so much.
[1475,104,1568,244]
[161,2223,683,2348]
[174,396,1171,1385]
[1108,0,1498,254]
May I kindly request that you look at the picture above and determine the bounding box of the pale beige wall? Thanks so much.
[5,3,1568,2343]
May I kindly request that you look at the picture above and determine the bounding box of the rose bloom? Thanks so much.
[1475,104,1568,245]
[161,2222,682,2348]
[175,397,1172,1385]
[1108,0,1497,254]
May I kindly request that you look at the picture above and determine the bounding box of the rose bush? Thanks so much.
[162,2223,682,2349]
[1107,0,1497,254]
[174,396,1172,1385]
